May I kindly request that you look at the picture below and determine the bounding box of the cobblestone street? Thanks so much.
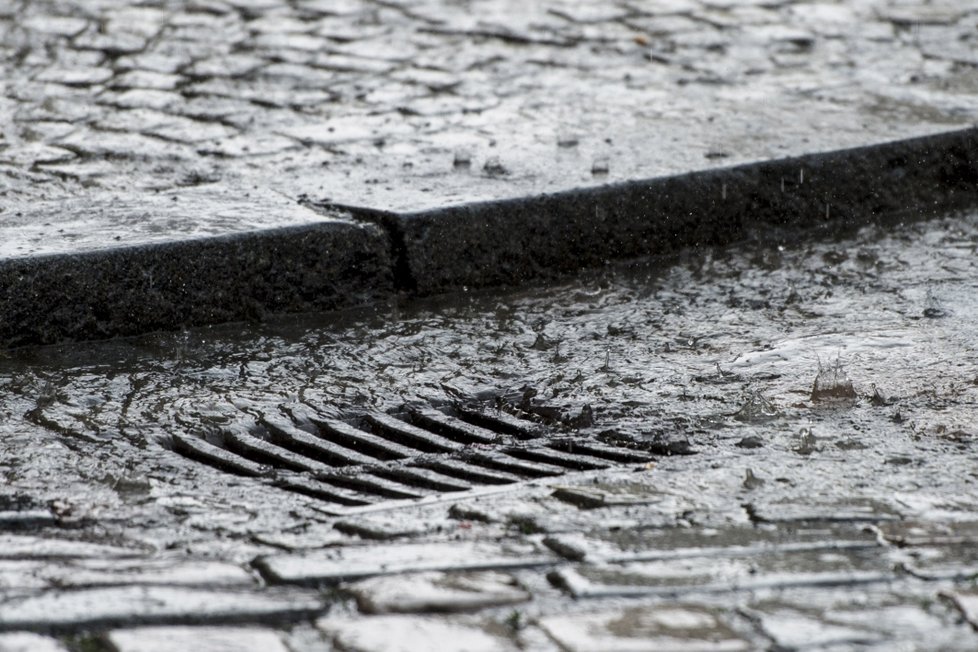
[2,1,978,650]
[4,209,978,649]
[3,0,977,210]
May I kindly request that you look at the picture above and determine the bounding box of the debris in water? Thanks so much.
[591,157,609,175]
[810,357,857,402]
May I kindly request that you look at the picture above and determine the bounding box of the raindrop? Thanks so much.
[453,150,471,168]
[799,169,805,184]
[793,428,819,455]
[743,468,765,489]
[721,183,727,200]
[483,157,507,176]
[557,133,579,148]
[734,392,779,422]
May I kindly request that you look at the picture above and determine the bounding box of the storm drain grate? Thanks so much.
[170,402,655,511]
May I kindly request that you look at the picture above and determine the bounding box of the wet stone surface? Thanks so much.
[2,0,977,215]
[3,0,978,345]
[2,209,978,645]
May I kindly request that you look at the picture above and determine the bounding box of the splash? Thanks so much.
[810,356,857,402]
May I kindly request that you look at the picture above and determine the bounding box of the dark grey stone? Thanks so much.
[328,128,978,295]
[0,198,392,347]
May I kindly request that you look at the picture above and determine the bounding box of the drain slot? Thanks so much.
[292,407,415,460]
[322,473,425,500]
[224,428,335,475]
[504,446,609,471]
[262,415,376,467]
[454,405,542,439]
[274,475,374,506]
[408,408,498,445]
[465,452,565,478]
[415,459,522,485]
[548,439,652,464]
[364,412,463,453]
[172,434,270,478]
[370,467,471,493]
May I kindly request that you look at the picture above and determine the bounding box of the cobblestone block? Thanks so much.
[945,591,978,631]
[746,589,978,651]
[254,540,556,585]
[0,536,140,560]
[334,516,436,541]
[0,633,68,652]
[106,626,290,652]
[901,544,978,581]
[538,606,750,652]
[0,587,322,632]
[317,615,518,652]
[549,543,896,598]
[745,498,902,523]
[0,190,393,346]
[543,522,879,563]
[0,559,253,591]
[879,520,978,546]
[347,571,530,614]
[748,606,885,649]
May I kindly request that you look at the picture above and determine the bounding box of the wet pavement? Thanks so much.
[3,0,977,210]
[3,208,978,649]
[4,0,978,649]
[2,0,978,343]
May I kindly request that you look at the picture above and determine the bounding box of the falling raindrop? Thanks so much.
[721,183,727,200]
[557,134,579,148]
[799,169,805,184]
[453,150,471,168]
[483,157,507,176]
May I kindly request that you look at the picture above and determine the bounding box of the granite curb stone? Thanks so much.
[3,126,976,346]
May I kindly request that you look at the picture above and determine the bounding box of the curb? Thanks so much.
[0,220,392,348]
[2,128,976,347]
[329,127,978,294]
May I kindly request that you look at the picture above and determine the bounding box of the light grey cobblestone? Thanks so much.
[347,571,531,614]
[317,615,519,652]
[0,586,322,632]
[106,626,290,652]
[538,606,750,652]
[0,633,67,652]
[2,0,976,214]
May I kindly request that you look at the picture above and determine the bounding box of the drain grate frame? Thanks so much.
[170,400,656,514]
